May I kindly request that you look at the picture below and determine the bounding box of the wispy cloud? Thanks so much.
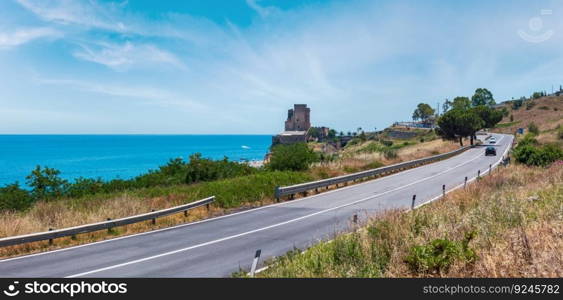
[3,0,563,134]
[0,27,60,48]
[72,41,186,71]
[15,0,128,32]
[246,0,279,18]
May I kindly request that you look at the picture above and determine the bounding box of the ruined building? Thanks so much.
[272,104,311,145]
[284,104,311,131]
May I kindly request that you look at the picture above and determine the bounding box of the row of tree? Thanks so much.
[436,89,503,146]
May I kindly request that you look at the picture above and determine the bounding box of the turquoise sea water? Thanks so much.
[0,135,272,187]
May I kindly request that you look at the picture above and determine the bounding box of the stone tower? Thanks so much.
[284,104,311,131]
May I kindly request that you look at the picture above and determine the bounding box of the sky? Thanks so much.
[0,0,562,134]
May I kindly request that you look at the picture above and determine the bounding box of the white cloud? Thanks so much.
[15,0,128,32]
[72,41,186,71]
[246,0,279,18]
[0,27,60,48]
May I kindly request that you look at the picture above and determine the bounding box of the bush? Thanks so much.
[266,143,318,171]
[65,177,106,198]
[383,148,397,160]
[184,154,255,184]
[381,140,394,147]
[525,101,536,110]
[0,183,34,211]
[405,231,477,274]
[26,166,68,201]
[513,143,563,167]
[558,126,563,140]
[528,122,539,135]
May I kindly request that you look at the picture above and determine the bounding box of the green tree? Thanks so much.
[412,103,435,122]
[442,99,452,114]
[0,183,33,211]
[471,88,495,107]
[25,166,68,200]
[451,97,471,111]
[436,109,484,146]
[328,129,337,139]
[266,143,318,171]
[472,106,503,128]
[308,127,321,139]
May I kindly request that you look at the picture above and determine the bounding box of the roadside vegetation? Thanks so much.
[238,94,562,277]
[242,163,562,278]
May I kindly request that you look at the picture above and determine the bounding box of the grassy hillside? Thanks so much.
[494,95,562,138]
[243,163,562,278]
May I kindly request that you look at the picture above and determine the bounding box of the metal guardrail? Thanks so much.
[0,196,215,248]
[275,146,472,200]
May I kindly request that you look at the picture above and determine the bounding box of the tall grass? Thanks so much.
[0,171,312,257]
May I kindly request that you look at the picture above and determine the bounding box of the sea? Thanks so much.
[0,135,272,187]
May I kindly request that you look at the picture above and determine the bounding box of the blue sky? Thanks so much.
[0,0,562,134]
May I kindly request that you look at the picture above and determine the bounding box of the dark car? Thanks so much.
[485,146,496,156]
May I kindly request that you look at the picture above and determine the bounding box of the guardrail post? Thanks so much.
[107,218,113,233]
[250,249,262,277]
[184,210,188,217]
[206,203,211,211]
[48,228,53,245]
[464,176,468,189]
[477,169,481,180]
[489,164,492,175]
[442,184,446,198]
[275,187,280,203]
[151,210,156,225]
[353,214,358,224]
[411,195,416,209]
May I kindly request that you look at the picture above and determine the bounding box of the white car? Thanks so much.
[489,137,496,144]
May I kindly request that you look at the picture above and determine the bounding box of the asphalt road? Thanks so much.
[0,133,513,278]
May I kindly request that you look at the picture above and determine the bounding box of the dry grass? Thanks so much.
[0,194,276,258]
[494,96,563,135]
[253,163,562,278]
[310,138,461,178]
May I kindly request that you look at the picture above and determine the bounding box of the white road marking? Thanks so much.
[65,138,502,278]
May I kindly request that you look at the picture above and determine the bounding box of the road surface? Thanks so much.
[0,134,512,277]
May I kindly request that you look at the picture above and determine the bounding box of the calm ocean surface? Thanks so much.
[0,135,272,187]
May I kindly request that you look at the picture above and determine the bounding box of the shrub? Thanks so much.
[184,154,255,184]
[65,177,106,198]
[510,114,514,122]
[25,166,68,201]
[528,122,539,135]
[383,148,397,160]
[558,126,563,140]
[513,143,563,167]
[405,231,477,274]
[0,183,34,211]
[381,140,394,147]
[525,101,536,110]
[512,99,523,110]
[267,143,318,171]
